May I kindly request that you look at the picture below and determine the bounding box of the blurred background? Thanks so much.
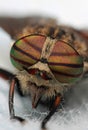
[0,0,88,28]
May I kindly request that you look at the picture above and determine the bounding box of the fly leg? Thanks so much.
[0,69,25,123]
[41,94,62,130]
[9,78,25,123]
[0,68,14,80]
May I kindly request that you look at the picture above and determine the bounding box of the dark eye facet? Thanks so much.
[25,68,52,80]
[27,68,38,75]
[40,71,52,80]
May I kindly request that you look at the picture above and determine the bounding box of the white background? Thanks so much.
[0,0,88,130]
[0,0,88,28]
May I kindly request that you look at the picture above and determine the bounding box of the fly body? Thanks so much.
[0,16,88,130]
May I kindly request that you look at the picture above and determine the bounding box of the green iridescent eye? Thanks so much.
[10,34,83,83]
[10,34,46,70]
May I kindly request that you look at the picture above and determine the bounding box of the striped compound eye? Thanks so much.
[10,34,83,84]
[10,34,46,70]
[48,40,83,83]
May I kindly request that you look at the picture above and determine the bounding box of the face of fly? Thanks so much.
[11,34,83,109]
[16,61,63,109]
